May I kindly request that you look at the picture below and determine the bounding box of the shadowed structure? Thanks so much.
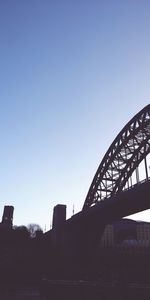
[50,105,150,273]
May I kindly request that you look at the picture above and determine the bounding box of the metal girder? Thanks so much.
[83,104,150,210]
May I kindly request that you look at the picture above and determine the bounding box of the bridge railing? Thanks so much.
[123,177,150,193]
[94,177,150,206]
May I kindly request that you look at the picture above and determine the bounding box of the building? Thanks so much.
[137,222,150,246]
[100,224,114,247]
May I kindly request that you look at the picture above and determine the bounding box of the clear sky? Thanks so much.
[0,0,150,230]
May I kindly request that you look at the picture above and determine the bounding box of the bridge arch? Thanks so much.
[83,104,150,210]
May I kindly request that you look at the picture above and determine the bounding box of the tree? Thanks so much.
[27,223,43,238]
[13,225,30,241]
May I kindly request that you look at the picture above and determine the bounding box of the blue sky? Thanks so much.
[0,0,150,230]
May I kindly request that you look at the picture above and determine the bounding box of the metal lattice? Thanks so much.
[83,104,150,210]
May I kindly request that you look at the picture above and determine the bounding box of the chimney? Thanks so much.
[2,206,14,229]
[52,204,66,229]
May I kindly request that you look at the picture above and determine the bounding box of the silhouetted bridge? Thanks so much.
[49,104,150,264]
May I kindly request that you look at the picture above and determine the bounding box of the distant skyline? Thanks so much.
[0,1,150,230]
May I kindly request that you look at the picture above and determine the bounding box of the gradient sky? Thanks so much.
[0,0,150,230]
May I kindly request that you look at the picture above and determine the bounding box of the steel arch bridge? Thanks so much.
[83,104,150,210]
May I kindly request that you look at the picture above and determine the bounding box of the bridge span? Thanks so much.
[50,180,150,262]
[48,104,150,272]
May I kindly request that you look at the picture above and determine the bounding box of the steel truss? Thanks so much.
[83,104,150,210]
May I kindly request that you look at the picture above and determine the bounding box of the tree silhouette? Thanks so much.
[27,223,43,238]
[13,225,30,241]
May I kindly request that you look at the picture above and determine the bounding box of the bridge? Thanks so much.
[49,104,150,271]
